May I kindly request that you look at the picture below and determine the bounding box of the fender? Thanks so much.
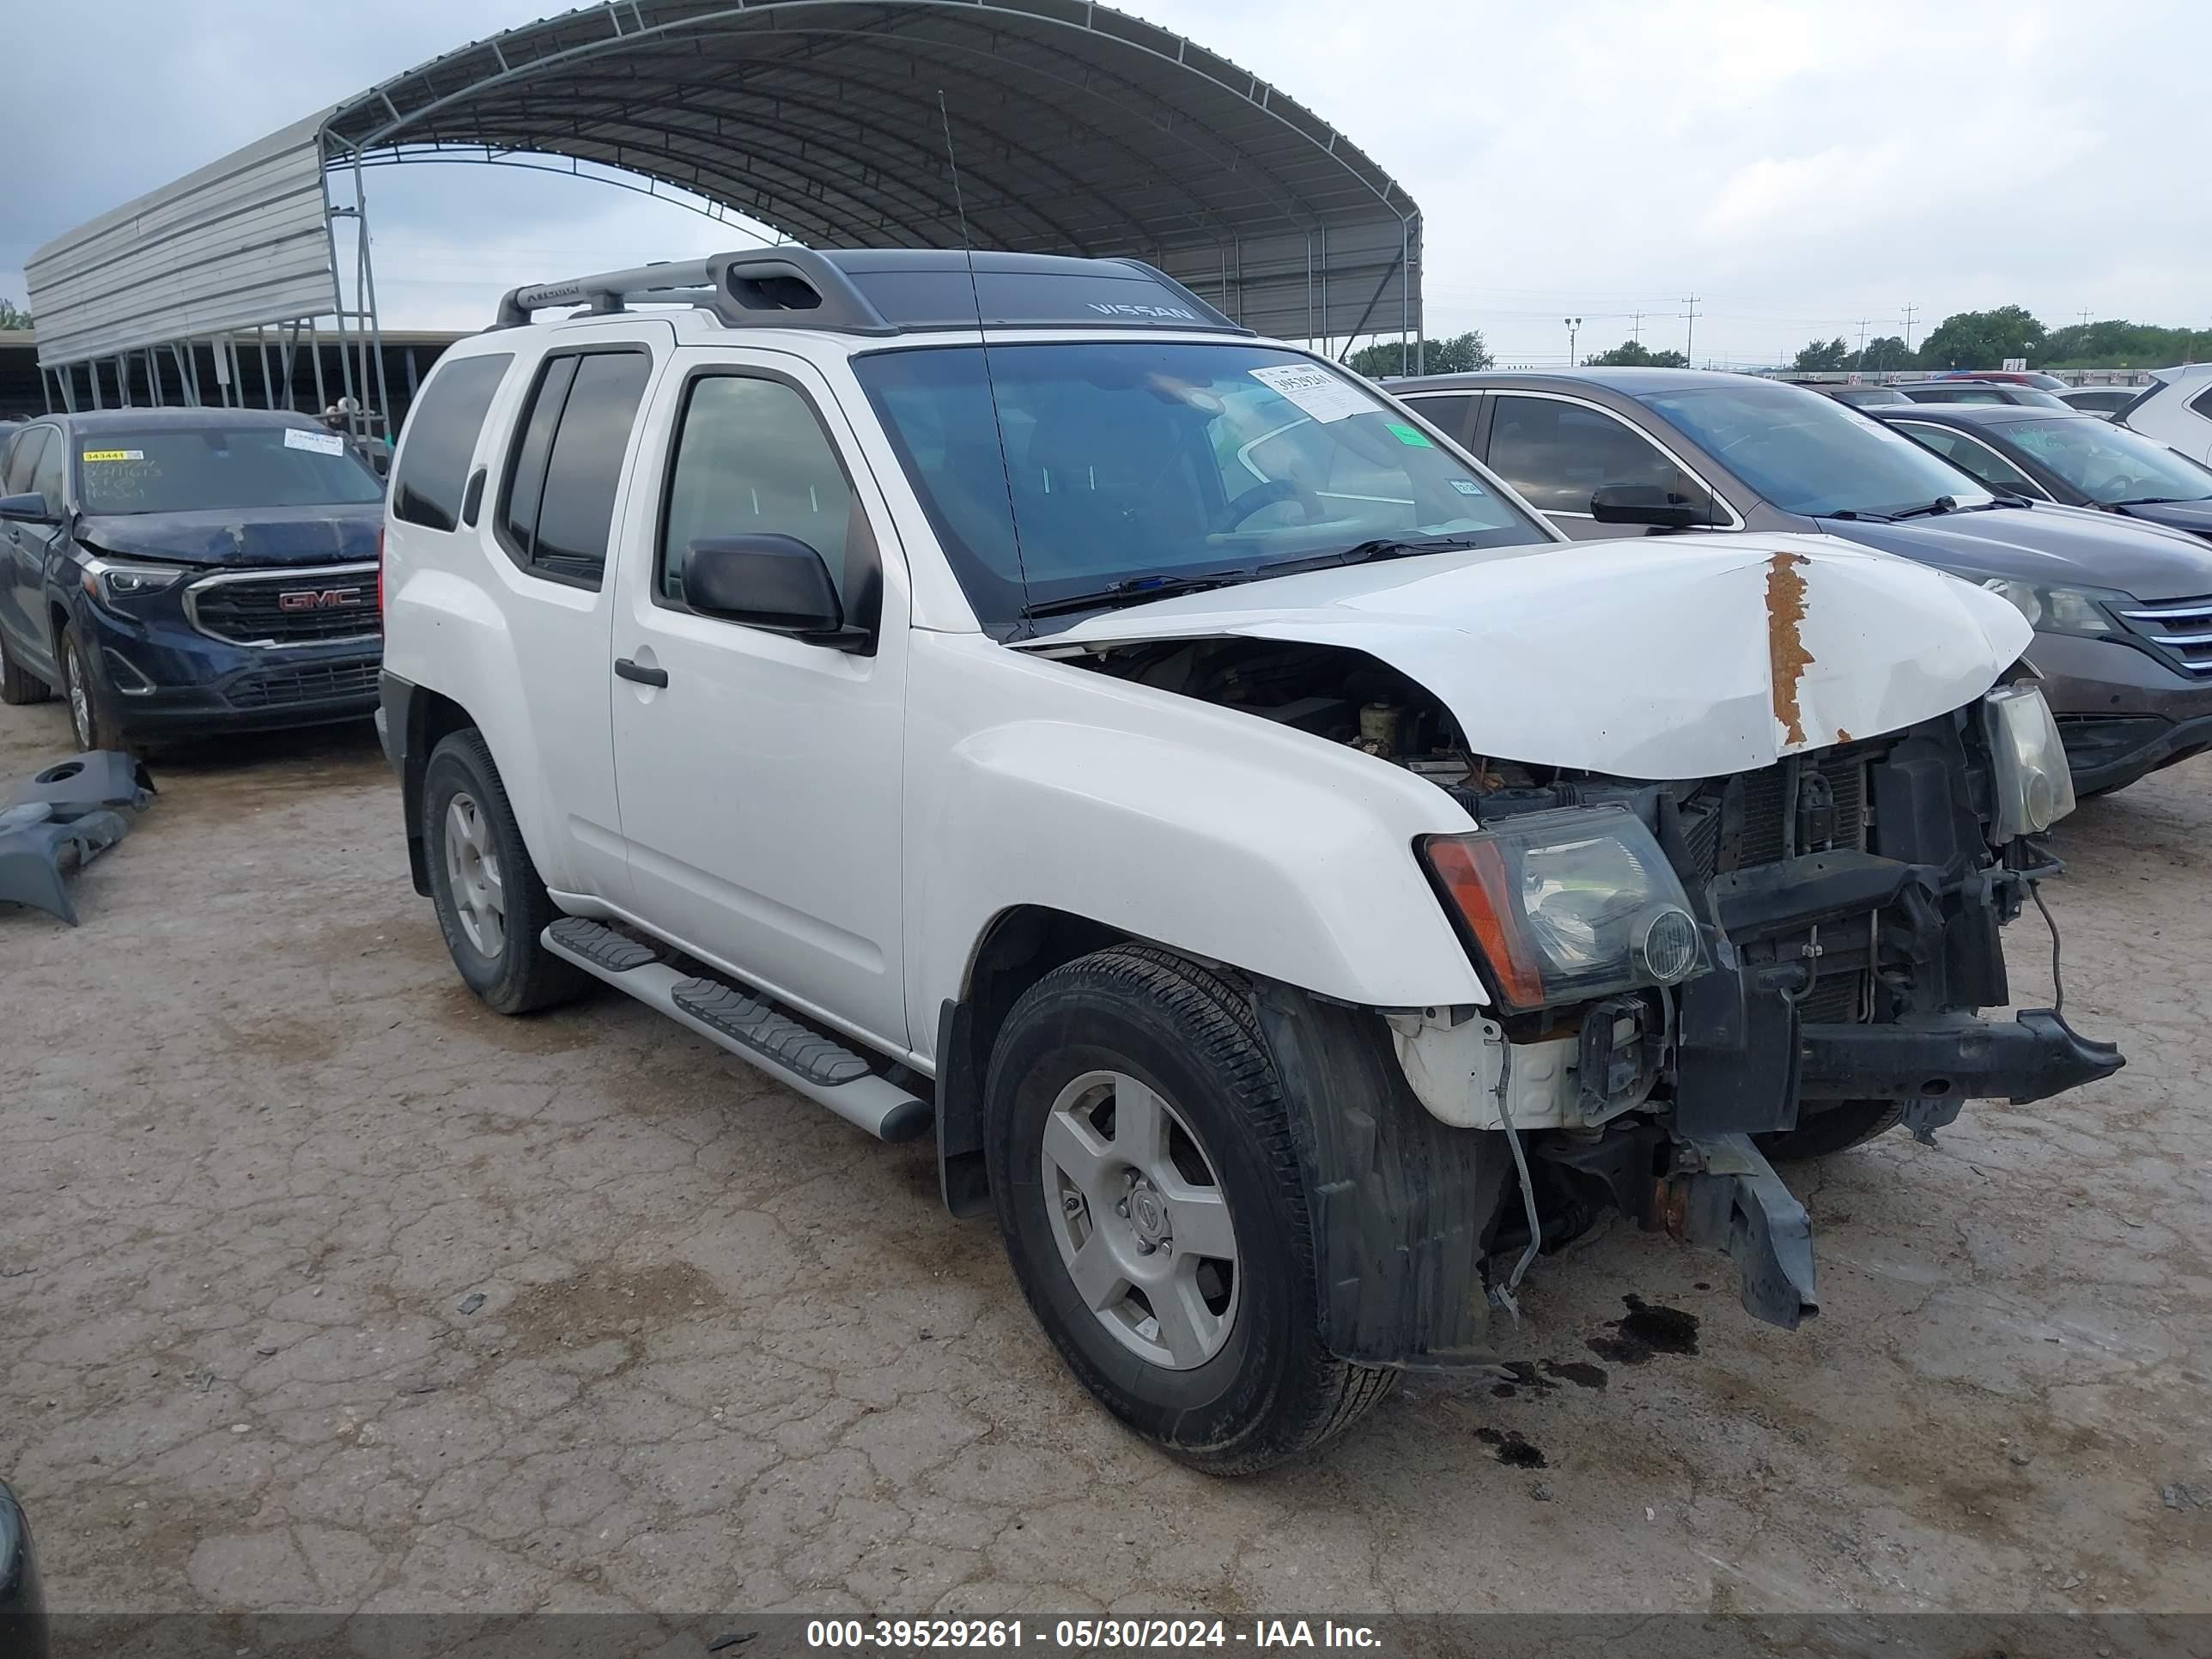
[903,629,1487,1060]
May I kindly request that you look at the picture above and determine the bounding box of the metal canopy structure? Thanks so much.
[25,0,1422,422]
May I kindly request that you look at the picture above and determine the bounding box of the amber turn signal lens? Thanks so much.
[1423,834,1545,1008]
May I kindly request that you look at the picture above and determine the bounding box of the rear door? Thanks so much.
[608,348,912,1054]
[0,426,55,666]
[8,428,67,677]
[1480,392,1731,540]
[476,325,671,905]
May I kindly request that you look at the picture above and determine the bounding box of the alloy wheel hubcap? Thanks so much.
[442,792,507,957]
[1042,1069,1240,1370]
[66,644,90,747]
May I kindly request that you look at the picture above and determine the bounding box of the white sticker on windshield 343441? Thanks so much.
[284,428,347,457]
[1248,363,1370,424]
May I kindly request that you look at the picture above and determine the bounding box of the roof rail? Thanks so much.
[495,248,900,334]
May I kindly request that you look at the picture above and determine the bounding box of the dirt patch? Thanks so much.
[495,1260,728,1353]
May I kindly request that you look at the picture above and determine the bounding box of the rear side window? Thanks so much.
[392,353,512,532]
[501,349,652,588]
[1402,393,1478,447]
[29,434,65,509]
[2192,386,2212,420]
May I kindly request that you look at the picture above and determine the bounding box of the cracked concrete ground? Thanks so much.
[1,695,2208,1620]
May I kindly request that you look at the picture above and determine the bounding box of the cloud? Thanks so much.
[4,0,2207,366]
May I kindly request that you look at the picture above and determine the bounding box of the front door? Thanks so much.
[610,350,911,1054]
[1,427,62,676]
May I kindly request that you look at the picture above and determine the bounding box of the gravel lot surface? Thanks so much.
[2,696,2207,1618]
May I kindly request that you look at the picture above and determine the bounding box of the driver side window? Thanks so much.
[1486,395,1713,518]
[1893,422,2043,496]
[658,374,865,607]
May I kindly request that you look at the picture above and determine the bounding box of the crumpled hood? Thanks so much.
[1028,532,2032,779]
[1820,501,2212,600]
[75,503,383,568]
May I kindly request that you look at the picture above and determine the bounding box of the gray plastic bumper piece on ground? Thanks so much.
[6,751,155,817]
[540,917,933,1144]
[547,915,658,973]
[0,805,131,927]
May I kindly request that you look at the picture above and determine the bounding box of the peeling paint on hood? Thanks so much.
[1027,532,2033,779]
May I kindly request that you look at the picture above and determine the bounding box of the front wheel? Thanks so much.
[422,730,586,1016]
[984,945,1395,1474]
[57,624,114,750]
[1756,1098,1905,1162]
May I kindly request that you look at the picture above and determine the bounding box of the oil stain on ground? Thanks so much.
[1489,1358,1613,1400]
[1587,1294,1700,1366]
[1476,1427,1548,1468]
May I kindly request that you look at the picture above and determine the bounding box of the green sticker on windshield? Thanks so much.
[1385,422,1434,448]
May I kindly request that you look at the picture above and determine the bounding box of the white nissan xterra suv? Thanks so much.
[379,248,2121,1473]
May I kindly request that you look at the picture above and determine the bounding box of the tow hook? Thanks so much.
[1652,1133,1819,1331]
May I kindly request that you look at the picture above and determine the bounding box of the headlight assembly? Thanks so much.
[1419,805,1708,1012]
[1979,577,2120,637]
[80,556,186,606]
[1984,683,2076,839]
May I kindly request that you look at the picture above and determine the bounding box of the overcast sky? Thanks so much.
[4,0,2207,367]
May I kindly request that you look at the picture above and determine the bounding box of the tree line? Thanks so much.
[1790,307,2206,374]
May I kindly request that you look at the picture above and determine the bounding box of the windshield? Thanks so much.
[850,341,1550,625]
[74,426,385,516]
[1996,417,2212,505]
[1639,380,1995,518]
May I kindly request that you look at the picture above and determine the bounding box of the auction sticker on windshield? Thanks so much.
[1249,362,1370,423]
[284,428,347,456]
[82,449,143,462]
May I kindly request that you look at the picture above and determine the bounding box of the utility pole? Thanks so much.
[1680,295,1701,367]
[1856,317,1871,370]
[1631,310,1644,344]
[2078,307,2093,329]
[1902,301,1919,358]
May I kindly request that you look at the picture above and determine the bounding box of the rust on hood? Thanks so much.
[1765,551,1814,748]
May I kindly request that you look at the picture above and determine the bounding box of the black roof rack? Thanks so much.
[493,247,1250,337]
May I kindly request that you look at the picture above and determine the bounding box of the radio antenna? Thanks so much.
[939,89,1032,623]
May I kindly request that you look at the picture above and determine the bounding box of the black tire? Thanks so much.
[422,729,587,1016]
[985,944,1396,1474]
[1756,1098,1905,1162]
[0,624,51,706]
[56,623,116,750]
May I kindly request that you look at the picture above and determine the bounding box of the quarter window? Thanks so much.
[392,353,512,532]
[1486,395,1713,518]
[500,349,652,588]
[28,433,64,509]
[658,375,862,607]
[1401,394,1478,447]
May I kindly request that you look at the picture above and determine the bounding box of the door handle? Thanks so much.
[614,657,669,689]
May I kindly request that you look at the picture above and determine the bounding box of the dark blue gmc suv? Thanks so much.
[0,407,385,750]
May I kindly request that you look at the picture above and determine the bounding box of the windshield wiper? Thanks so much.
[1816,508,1896,523]
[2112,496,2197,507]
[1891,495,1961,520]
[1255,533,1493,578]
[1019,569,1251,619]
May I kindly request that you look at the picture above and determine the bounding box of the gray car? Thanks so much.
[1387,367,2212,795]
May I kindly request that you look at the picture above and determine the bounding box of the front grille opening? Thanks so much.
[190,569,382,647]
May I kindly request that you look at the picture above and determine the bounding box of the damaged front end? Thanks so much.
[1067,628,2121,1353]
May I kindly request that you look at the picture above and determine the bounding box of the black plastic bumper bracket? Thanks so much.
[1657,1133,1819,1331]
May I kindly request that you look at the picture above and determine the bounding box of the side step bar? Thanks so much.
[543,918,933,1144]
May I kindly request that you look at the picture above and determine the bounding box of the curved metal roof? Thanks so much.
[322,0,1420,340]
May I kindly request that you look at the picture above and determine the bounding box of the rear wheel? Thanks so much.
[0,625,50,706]
[1756,1098,1905,1162]
[422,730,586,1016]
[985,945,1395,1474]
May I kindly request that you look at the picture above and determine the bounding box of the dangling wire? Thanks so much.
[2029,879,2065,1014]
[938,89,1032,623]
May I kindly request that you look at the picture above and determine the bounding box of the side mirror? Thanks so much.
[0,492,56,525]
[682,533,860,646]
[1589,482,1709,531]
